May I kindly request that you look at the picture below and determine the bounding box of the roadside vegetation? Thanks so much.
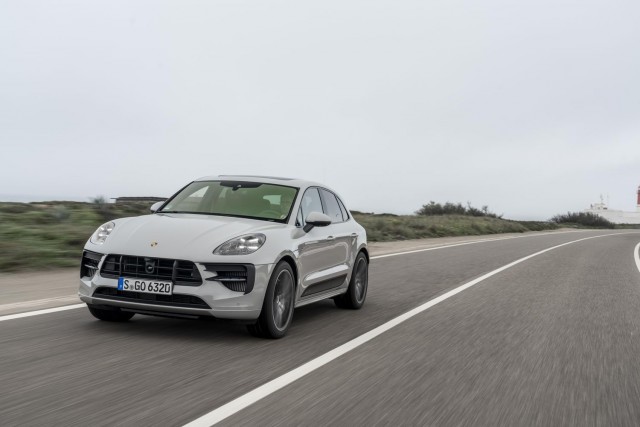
[355,201,557,242]
[0,199,152,272]
[550,211,615,229]
[353,212,557,242]
[416,201,501,218]
[3,200,634,273]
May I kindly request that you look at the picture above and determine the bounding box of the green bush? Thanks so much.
[550,212,614,228]
[416,201,501,218]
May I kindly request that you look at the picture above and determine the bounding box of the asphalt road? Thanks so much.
[1,230,640,426]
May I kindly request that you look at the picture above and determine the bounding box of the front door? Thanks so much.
[295,187,354,299]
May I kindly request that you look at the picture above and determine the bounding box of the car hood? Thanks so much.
[91,213,286,260]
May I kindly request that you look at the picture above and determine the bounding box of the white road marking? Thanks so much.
[634,242,640,274]
[0,304,85,322]
[0,295,80,311]
[370,230,584,260]
[182,232,626,427]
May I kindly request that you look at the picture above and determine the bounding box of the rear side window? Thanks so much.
[320,189,344,223]
[337,198,349,220]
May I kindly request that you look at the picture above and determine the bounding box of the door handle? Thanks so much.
[326,236,335,240]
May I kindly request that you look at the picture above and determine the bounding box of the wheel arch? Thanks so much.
[275,254,299,290]
[358,246,370,263]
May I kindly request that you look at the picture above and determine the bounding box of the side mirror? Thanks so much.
[150,201,163,213]
[303,211,332,232]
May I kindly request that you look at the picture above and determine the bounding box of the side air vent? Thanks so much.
[203,264,256,294]
[81,251,102,279]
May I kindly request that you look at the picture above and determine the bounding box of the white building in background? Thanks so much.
[584,186,640,224]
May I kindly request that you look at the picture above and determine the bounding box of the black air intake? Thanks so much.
[93,287,210,309]
[203,264,256,294]
[81,251,102,279]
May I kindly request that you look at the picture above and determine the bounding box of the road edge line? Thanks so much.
[0,304,86,322]
[369,230,585,260]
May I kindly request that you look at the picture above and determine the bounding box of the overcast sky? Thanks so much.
[1,0,639,219]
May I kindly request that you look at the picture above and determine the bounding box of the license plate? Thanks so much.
[118,277,173,295]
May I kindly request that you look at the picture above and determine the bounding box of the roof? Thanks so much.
[195,175,326,190]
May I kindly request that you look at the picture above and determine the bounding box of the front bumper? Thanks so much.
[79,255,273,320]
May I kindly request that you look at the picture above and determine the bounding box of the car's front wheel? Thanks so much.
[87,305,135,322]
[247,261,295,339]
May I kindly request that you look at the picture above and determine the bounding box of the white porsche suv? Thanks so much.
[79,176,368,338]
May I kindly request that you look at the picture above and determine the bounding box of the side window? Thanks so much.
[320,189,344,223]
[298,188,324,226]
[337,198,350,221]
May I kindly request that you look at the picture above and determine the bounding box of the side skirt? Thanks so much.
[300,274,348,298]
[295,287,347,308]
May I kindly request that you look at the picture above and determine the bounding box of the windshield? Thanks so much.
[159,181,298,223]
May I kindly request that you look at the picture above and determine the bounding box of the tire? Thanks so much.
[247,261,295,339]
[334,252,368,309]
[87,305,135,322]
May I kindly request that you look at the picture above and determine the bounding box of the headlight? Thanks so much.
[90,221,115,245]
[214,233,266,255]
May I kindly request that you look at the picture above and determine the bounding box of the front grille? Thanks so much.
[81,251,102,279]
[100,255,202,286]
[93,287,210,309]
[203,264,256,294]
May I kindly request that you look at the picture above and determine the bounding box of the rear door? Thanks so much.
[318,189,356,285]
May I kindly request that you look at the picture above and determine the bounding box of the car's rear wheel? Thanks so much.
[247,261,295,339]
[334,252,368,309]
[87,305,135,322]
